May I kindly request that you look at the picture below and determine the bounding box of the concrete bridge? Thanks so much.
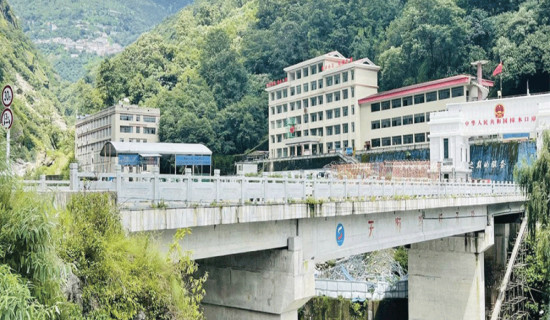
[27,164,526,320]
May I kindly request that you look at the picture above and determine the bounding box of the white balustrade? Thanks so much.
[23,164,523,205]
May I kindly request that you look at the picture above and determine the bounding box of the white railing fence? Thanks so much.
[23,163,522,204]
[315,278,408,301]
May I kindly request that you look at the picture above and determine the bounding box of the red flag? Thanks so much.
[492,62,503,76]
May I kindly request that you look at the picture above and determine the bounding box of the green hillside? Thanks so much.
[9,0,193,81]
[0,0,72,176]
[82,0,550,159]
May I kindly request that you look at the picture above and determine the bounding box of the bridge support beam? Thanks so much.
[409,230,494,320]
[199,237,314,320]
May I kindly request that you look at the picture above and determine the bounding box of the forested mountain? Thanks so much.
[9,0,193,81]
[81,0,550,157]
[0,0,72,176]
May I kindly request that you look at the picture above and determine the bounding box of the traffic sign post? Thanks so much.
[2,84,13,168]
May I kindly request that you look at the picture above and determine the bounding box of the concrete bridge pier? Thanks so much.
[409,229,494,320]
[199,237,315,320]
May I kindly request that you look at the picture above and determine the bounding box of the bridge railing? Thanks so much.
[48,164,521,204]
[23,164,522,204]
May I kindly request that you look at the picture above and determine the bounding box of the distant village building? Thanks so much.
[75,102,160,172]
[266,51,493,159]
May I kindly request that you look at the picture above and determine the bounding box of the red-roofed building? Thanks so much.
[359,75,493,151]
[265,51,494,159]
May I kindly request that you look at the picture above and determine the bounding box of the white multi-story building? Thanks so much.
[75,103,160,172]
[359,75,493,151]
[266,51,379,159]
[267,52,493,159]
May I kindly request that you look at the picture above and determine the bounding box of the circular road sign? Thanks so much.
[336,223,345,246]
[1,108,13,129]
[2,85,13,108]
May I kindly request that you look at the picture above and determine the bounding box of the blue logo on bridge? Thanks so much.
[336,223,345,246]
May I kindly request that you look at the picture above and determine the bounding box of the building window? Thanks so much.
[290,102,295,111]
[276,91,282,99]
[343,123,349,133]
[351,70,354,80]
[327,142,333,150]
[120,138,124,142]
[326,77,333,86]
[271,93,275,101]
[318,111,323,121]
[403,134,413,144]
[352,105,355,115]
[310,97,317,107]
[334,91,341,101]
[334,108,341,118]
[334,125,341,135]
[426,112,430,122]
[296,85,301,94]
[120,114,133,121]
[283,104,288,112]
[318,128,323,136]
[335,141,341,149]
[415,133,426,143]
[310,113,317,122]
[382,137,391,146]
[327,126,333,136]
[372,138,381,148]
[414,113,425,123]
[144,127,156,134]
[303,67,308,77]
[318,95,323,105]
[426,91,437,102]
[392,136,402,145]
[392,117,402,127]
[403,115,413,125]
[444,138,449,159]
[303,99,308,108]
[136,115,140,121]
[290,87,295,96]
[297,101,301,109]
[414,94,425,104]
[296,70,301,79]
[343,72,348,82]
[311,81,317,90]
[136,127,140,133]
[311,64,317,75]
[318,63,323,73]
[120,126,133,133]
[381,101,390,110]
[343,89,348,99]
[372,103,380,112]
[271,135,275,143]
[326,109,333,119]
[144,116,156,123]
[351,87,354,97]
[343,106,348,116]
[271,107,275,115]
[352,122,355,132]
[451,86,464,97]
[381,118,391,128]
[403,96,413,106]
[283,89,288,98]
[303,83,309,92]
[334,74,340,85]
[318,79,323,89]
[371,120,381,130]
[326,93,333,103]
[439,89,450,100]
[392,99,401,108]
